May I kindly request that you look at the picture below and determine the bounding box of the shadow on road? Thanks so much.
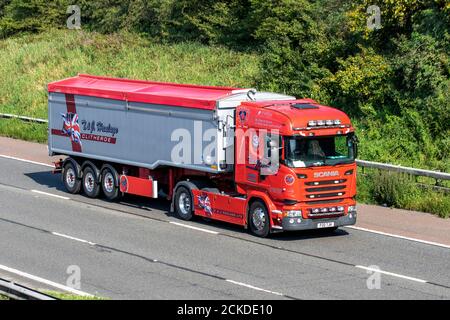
[25,171,66,192]
[25,170,349,241]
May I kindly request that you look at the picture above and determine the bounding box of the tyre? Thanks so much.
[248,200,270,238]
[101,166,120,201]
[62,161,81,194]
[82,166,100,198]
[174,186,194,220]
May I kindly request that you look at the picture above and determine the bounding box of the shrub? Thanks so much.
[372,171,418,207]
[0,0,71,38]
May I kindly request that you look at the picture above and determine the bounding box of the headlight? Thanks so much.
[334,119,341,125]
[308,120,317,127]
[325,120,333,126]
[348,206,357,213]
[337,206,344,212]
[285,210,302,217]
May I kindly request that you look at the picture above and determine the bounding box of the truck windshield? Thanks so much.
[284,134,356,167]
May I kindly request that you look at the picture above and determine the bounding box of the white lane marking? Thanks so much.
[31,190,70,200]
[355,265,427,283]
[0,264,93,297]
[226,279,284,296]
[51,232,96,246]
[169,222,219,235]
[0,154,53,168]
[346,226,450,249]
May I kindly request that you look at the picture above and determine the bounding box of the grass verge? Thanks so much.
[43,290,107,300]
[0,29,259,120]
[0,118,47,143]
[357,169,450,218]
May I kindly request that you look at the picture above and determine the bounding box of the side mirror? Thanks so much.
[260,137,280,176]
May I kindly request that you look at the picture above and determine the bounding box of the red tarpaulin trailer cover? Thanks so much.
[48,74,246,110]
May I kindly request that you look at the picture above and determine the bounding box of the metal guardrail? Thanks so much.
[356,160,450,181]
[1,112,448,181]
[0,113,48,124]
[0,278,57,300]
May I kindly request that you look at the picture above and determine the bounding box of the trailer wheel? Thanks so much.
[248,200,270,238]
[82,166,100,198]
[101,166,120,201]
[63,161,81,194]
[174,186,193,220]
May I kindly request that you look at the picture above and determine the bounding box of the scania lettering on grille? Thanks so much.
[314,171,339,178]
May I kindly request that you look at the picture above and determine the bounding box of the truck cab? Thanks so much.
[232,99,358,236]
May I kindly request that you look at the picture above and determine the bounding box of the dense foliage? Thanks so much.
[0,0,449,171]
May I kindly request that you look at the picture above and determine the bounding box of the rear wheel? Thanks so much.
[101,166,120,201]
[82,166,100,198]
[174,186,193,220]
[63,161,81,194]
[248,200,270,238]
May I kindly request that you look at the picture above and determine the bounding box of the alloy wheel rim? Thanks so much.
[66,168,76,188]
[84,172,95,193]
[178,192,191,215]
[103,172,115,193]
[252,207,266,231]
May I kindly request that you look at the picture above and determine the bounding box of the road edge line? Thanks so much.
[346,226,450,249]
[0,264,93,297]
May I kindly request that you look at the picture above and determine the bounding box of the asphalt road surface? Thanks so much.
[0,156,449,299]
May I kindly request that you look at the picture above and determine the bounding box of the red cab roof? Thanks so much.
[241,99,352,134]
[48,74,246,110]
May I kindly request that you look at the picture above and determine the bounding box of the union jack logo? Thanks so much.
[197,194,212,216]
[61,112,82,146]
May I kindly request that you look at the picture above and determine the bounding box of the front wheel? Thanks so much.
[248,200,270,238]
[174,186,194,220]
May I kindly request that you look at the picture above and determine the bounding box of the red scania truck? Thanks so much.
[48,74,358,237]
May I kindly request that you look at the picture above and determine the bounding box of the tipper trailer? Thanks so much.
[48,74,358,237]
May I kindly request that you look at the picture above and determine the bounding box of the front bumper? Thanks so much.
[281,213,356,231]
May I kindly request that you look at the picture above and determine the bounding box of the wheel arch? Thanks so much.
[62,157,82,179]
[100,163,120,187]
[170,180,201,213]
[81,160,101,182]
[245,191,277,229]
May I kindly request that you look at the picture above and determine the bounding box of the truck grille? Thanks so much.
[308,208,344,218]
[305,185,345,193]
[305,179,346,186]
[303,179,348,201]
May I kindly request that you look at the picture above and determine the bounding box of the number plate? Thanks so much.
[317,222,335,228]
